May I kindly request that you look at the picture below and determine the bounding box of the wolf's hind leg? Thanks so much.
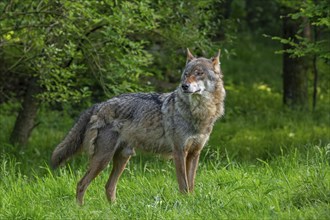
[105,146,133,202]
[76,156,110,205]
[76,127,118,205]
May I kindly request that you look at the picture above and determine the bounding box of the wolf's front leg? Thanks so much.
[173,149,189,193]
[186,150,201,192]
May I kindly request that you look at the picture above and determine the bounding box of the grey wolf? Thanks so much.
[51,49,226,205]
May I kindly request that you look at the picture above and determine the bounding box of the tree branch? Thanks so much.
[63,23,106,68]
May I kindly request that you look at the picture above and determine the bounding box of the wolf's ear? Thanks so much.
[211,49,221,74]
[186,48,195,64]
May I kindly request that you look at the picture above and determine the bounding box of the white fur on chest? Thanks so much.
[188,92,217,118]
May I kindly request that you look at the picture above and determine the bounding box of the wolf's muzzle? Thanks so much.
[181,83,189,91]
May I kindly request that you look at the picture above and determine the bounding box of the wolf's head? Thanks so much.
[180,49,222,95]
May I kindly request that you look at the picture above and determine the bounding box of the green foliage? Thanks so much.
[0,0,162,102]
[269,0,330,60]
[1,0,234,103]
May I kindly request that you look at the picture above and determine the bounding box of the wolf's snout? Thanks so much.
[181,83,189,91]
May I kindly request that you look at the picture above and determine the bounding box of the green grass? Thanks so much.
[0,146,329,219]
[1,34,330,219]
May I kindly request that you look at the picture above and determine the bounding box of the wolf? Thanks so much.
[51,49,226,205]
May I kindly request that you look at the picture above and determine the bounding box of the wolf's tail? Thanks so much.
[51,106,96,169]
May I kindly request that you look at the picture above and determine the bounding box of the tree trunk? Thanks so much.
[10,78,40,147]
[312,26,318,111]
[282,12,309,109]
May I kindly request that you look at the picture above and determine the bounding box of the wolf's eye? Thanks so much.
[196,71,204,76]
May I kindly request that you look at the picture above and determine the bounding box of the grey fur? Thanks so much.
[51,49,225,205]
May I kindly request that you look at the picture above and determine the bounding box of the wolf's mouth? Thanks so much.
[193,89,202,94]
[183,89,201,94]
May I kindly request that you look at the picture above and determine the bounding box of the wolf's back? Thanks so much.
[51,106,96,169]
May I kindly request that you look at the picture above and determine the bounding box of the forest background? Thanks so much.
[0,0,329,219]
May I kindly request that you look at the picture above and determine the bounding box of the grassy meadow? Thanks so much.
[1,35,330,219]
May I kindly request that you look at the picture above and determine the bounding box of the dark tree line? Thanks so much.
[279,1,329,110]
